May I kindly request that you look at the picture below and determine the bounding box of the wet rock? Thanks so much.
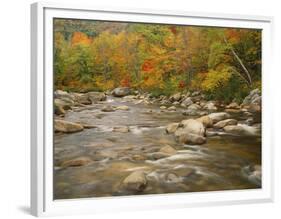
[113,126,130,133]
[159,145,177,155]
[54,98,73,110]
[213,119,238,129]
[132,154,146,161]
[148,152,171,160]
[225,109,241,113]
[54,120,84,133]
[112,87,131,97]
[116,105,130,111]
[173,101,180,105]
[242,89,261,105]
[177,132,206,145]
[166,123,179,134]
[169,92,182,102]
[75,93,92,105]
[167,106,177,111]
[196,115,213,128]
[182,109,204,116]
[191,91,201,97]
[242,165,261,186]
[203,101,217,111]
[178,119,205,137]
[187,104,201,110]
[165,173,182,183]
[87,92,106,102]
[101,105,115,112]
[122,171,147,192]
[208,112,230,123]
[246,117,254,125]
[54,103,65,115]
[180,97,193,107]
[61,157,92,167]
[223,124,261,136]
[160,106,167,110]
[247,104,261,113]
[226,102,240,109]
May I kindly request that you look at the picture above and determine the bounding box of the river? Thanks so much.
[54,96,261,199]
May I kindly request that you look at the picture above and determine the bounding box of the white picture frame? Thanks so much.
[31,2,274,217]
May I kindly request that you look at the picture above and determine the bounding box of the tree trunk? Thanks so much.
[223,36,252,87]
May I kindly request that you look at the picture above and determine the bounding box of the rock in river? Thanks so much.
[101,105,115,112]
[180,97,193,107]
[213,119,238,129]
[112,87,131,97]
[159,145,177,155]
[54,120,84,133]
[113,126,130,133]
[169,92,182,102]
[178,119,205,136]
[223,124,261,136]
[87,92,106,102]
[115,105,130,111]
[196,115,213,128]
[165,123,179,134]
[122,171,147,192]
[177,132,206,145]
[208,112,230,123]
[61,157,92,167]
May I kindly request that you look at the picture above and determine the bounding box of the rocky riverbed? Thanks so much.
[54,88,262,199]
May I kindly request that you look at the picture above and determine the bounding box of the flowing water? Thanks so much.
[54,96,261,199]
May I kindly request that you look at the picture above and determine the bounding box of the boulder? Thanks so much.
[167,106,176,111]
[213,119,238,129]
[203,102,217,111]
[54,98,73,110]
[169,92,182,102]
[122,171,147,192]
[242,165,261,187]
[191,91,201,97]
[166,123,179,134]
[180,97,193,107]
[75,93,92,105]
[177,119,205,137]
[116,105,130,111]
[160,106,167,110]
[196,115,213,128]
[223,124,261,136]
[226,102,240,109]
[208,112,230,123]
[187,104,201,110]
[242,89,261,105]
[87,92,106,102]
[177,133,206,145]
[54,103,65,115]
[54,120,84,133]
[112,87,131,97]
[61,157,92,167]
[101,105,115,112]
[159,145,177,155]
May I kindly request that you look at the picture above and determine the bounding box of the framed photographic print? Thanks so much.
[31,2,274,217]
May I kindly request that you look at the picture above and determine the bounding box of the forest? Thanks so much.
[54,19,261,103]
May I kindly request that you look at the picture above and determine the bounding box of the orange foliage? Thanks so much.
[120,76,131,87]
[142,60,154,72]
[71,32,92,46]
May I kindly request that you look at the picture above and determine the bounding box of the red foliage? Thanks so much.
[120,76,131,87]
[142,60,154,72]
[178,80,185,89]
[169,26,177,35]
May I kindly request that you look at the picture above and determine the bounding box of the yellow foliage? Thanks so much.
[201,68,232,92]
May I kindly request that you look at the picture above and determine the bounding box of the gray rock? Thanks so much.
[112,87,131,97]
[181,97,193,107]
[88,92,106,102]
[203,101,217,111]
[177,132,206,145]
[169,92,182,102]
[101,105,115,112]
[177,119,206,137]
